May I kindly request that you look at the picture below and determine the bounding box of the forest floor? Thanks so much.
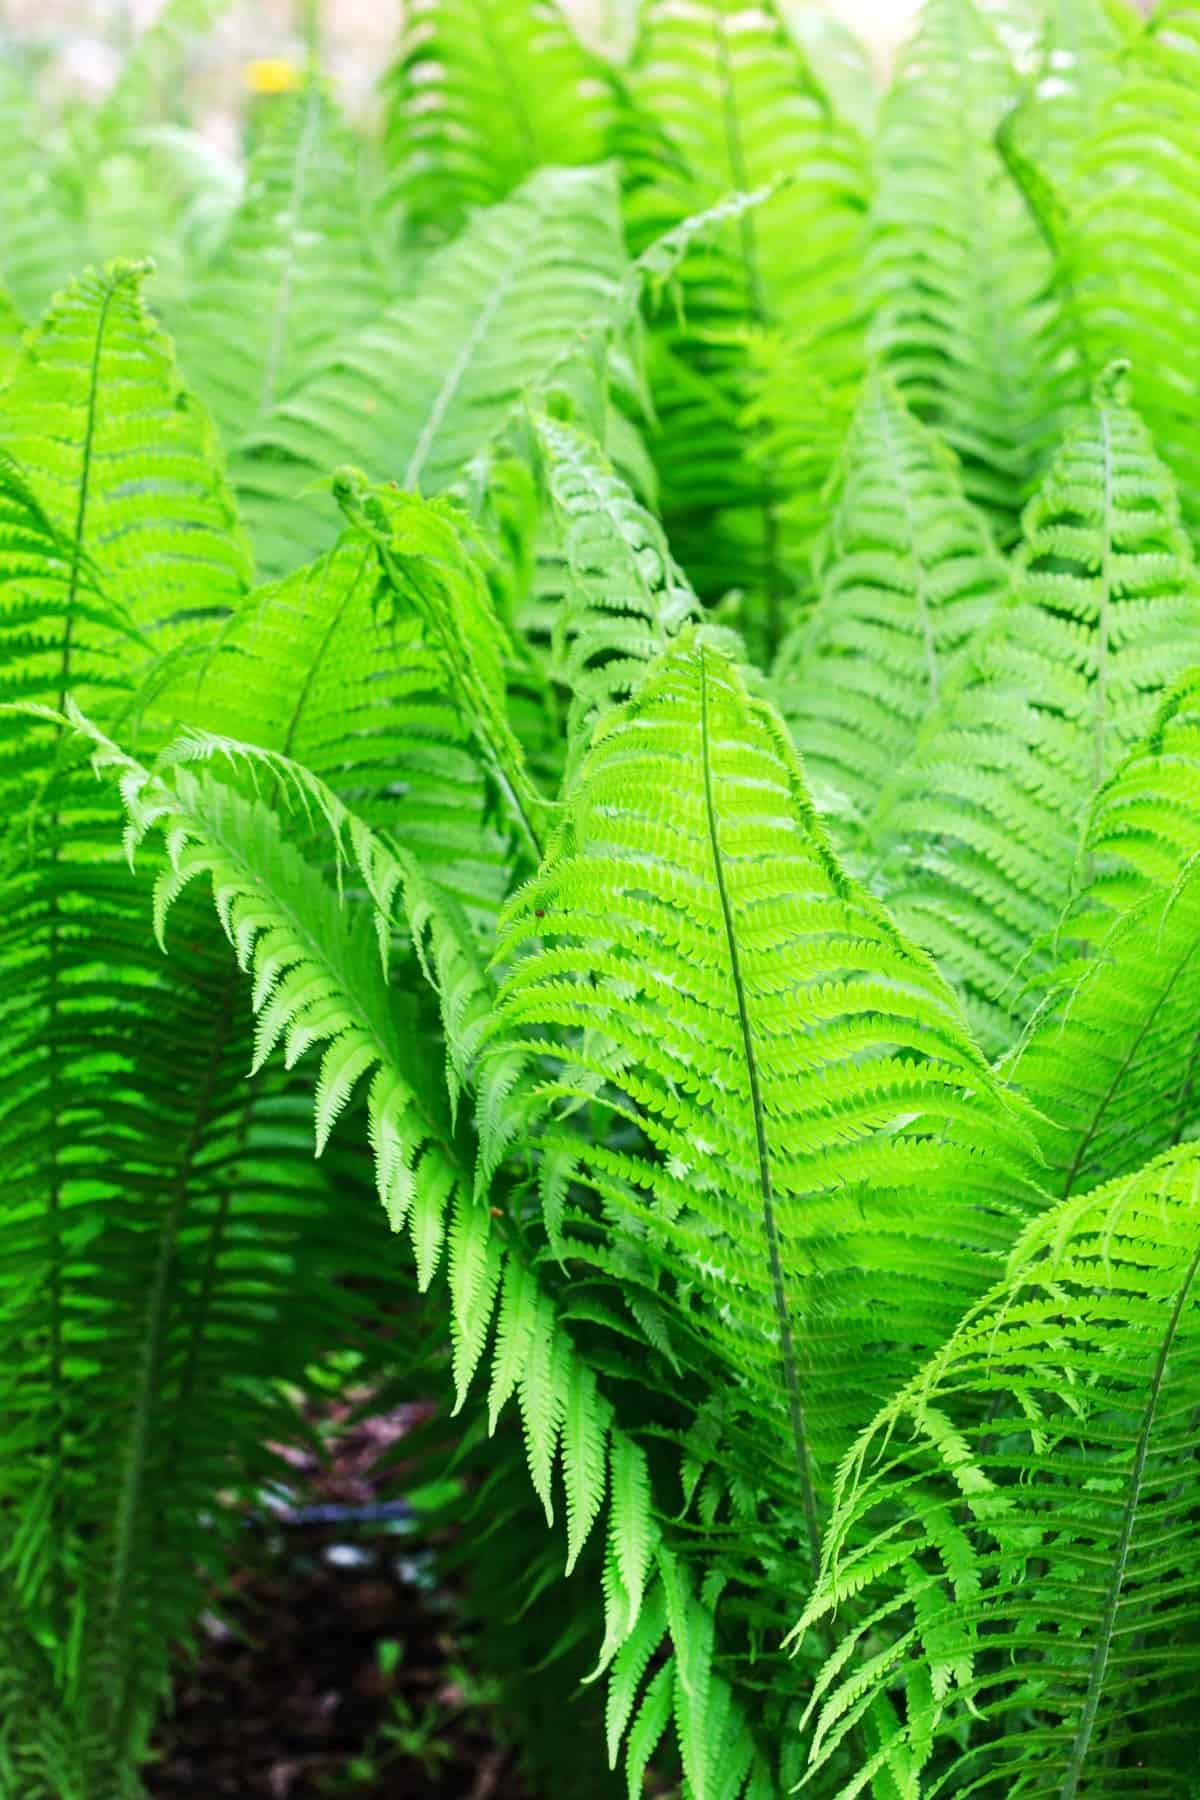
[145,1395,532,1800]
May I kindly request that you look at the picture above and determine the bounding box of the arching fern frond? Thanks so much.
[773,372,1007,858]
[0,261,251,640]
[67,717,776,1799]
[233,163,630,578]
[171,79,389,454]
[380,0,613,243]
[797,1141,1200,1799]
[865,0,1079,538]
[1010,667,1200,1197]
[485,629,1041,1536]
[872,363,1200,1055]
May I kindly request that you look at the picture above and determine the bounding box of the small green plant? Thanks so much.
[2,1,1200,1796]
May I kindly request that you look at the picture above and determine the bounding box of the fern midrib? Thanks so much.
[1058,926,1200,1197]
[1057,1230,1200,1798]
[879,398,942,707]
[402,242,523,494]
[255,78,323,429]
[279,540,376,758]
[696,644,822,1577]
[1090,400,1115,805]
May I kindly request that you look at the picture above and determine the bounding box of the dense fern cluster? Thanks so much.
[2,1,1200,1795]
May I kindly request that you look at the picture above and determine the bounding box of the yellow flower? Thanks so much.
[243,58,300,96]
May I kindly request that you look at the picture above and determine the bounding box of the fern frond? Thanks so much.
[71,718,775,1797]
[172,79,389,452]
[774,372,1007,857]
[0,261,251,639]
[1010,666,1200,1197]
[380,0,612,241]
[624,0,869,650]
[486,629,1041,1535]
[866,0,1079,537]
[798,1141,1200,1797]
[531,407,700,768]
[872,363,1200,1054]
[165,523,512,929]
[1048,2,1200,536]
[233,163,631,577]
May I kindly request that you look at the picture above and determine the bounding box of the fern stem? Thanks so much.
[696,645,822,1577]
[1058,1232,1200,1798]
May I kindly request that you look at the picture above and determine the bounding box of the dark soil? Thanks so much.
[146,1398,533,1800]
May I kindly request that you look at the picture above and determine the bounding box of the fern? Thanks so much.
[5,7,1200,1794]
[0,261,250,639]
[774,372,1007,856]
[380,0,612,241]
[170,79,389,455]
[623,0,869,649]
[866,0,1079,537]
[797,1142,1200,1797]
[66,716,776,1798]
[1041,2,1200,537]
[871,363,1200,1054]
[1010,667,1200,1196]
[484,630,1040,1531]
[233,163,631,576]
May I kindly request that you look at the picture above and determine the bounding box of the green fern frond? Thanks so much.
[164,522,512,928]
[871,363,1200,1054]
[1047,2,1200,536]
[1,261,251,640]
[797,1140,1200,1798]
[380,0,612,242]
[774,371,1007,857]
[233,163,631,577]
[1010,666,1200,1196]
[331,472,553,863]
[866,0,1080,537]
[623,0,869,650]
[172,78,389,451]
[69,716,774,1798]
[531,408,700,768]
[485,629,1040,1538]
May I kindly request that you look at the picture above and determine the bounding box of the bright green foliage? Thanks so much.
[623,0,869,646]
[1044,3,1200,534]
[486,632,1039,1514]
[871,364,1200,1053]
[0,64,89,319]
[774,373,1007,856]
[234,162,631,576]
[172,81,388,453]
[4,5,1200,1797]
[797,1144,1200,1798]
[1011,669,1200,1196]
[0,262,250,638]
[381,0,612,241]
[866,0,1078,537]
[531,408,700,767]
